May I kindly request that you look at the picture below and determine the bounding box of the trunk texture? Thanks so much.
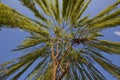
[52,58,57,80]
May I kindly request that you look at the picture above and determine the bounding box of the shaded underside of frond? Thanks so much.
[62,45,120,80]
[61,48,106,80]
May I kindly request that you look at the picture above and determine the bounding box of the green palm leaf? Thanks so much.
[0,3,49,37]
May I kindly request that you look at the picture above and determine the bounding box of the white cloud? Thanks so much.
[114,31,120,36]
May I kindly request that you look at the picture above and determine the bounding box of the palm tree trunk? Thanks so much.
[51,42,57,80]
[52,58,57,80]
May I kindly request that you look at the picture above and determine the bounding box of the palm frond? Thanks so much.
[62,0,70,19]
[12,38,48,51]
[35,0,60,23]
[20,0,47,22]
[90,17,120,30]
[37,66,52,80]
[89,40,120,54]
[11,61,34,80]
[1,47,48,79]
[27,56,50,80]
[93,57,120,79]
[76,0,91,21]
[91,1,120,20]
[90,9,120,24]
[0,3,49,37]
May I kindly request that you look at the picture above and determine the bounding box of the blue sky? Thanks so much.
[0,0,120,80]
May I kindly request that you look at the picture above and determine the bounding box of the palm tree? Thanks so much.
[0,0,120,80]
